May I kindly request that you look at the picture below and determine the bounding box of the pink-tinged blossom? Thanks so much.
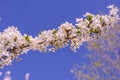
[4,71,12,80]
[0,71,30,80]
[25,73,30,80]
[0,72,2,76]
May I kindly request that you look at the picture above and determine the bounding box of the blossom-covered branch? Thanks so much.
[0,5,119,68]
[71,5,120,79]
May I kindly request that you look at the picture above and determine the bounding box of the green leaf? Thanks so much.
[76,28,81,34]
[95,29,101,34]
[52,30,57,34]
[90,28,95,34]
[87,15,92,21]
[100,17,102,21]
[24,35,30,42]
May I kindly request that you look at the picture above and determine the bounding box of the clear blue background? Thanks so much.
[0,0,120,80]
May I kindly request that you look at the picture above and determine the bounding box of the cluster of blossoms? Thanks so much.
[0,71,30,80]
[71,6,120,80]
[0,5,119,68]
[71,39,120,80]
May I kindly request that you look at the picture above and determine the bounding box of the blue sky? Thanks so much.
[0,0,120,80]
